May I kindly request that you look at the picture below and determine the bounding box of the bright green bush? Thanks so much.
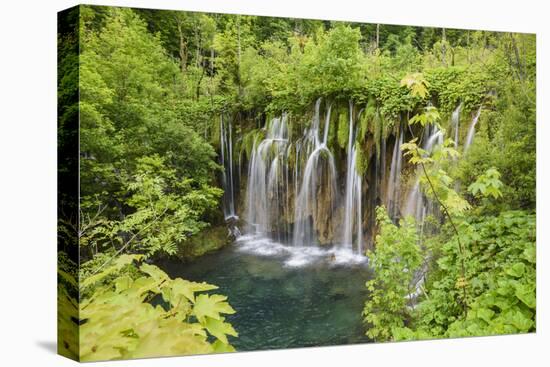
[363,207,422,341]
[392,211,536,340]
[58,255,238,361]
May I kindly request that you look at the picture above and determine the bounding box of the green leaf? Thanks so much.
[139,263,169,282]
[203,316,238,344]
[400,72,429,98]
[212,339,236,353]
[193,294,236,323]
[504,309,534,331]
[515,284,536,309]
[115,276,133,293]
[522,246,536,264]
[58,269,78,288]
[506,263,526,278]
[476,308,495,323]
[169,278,218,304]
[81,254,142,289]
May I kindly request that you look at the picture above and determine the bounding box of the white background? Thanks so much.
[0,0,547,365]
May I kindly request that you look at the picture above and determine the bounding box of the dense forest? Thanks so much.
[58,5,536,361]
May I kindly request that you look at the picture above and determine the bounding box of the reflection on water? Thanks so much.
[158,236,373,351]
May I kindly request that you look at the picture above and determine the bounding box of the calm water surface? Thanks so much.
[158,235,373,351]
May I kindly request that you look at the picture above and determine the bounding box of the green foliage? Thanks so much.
[78,7,223,263]
[366,56,535,341]
[264,24,368,111]
[492,81,536,208]
[367,61,534,342]
[80,155,222,260]
[81,254,143,290]
[408,106,441,127]
[337,110,349,149]
[59,256,238,361]
[379,210,535,341]
[455,80,535,210]
[400,72,429,99]
[303,25,366,95]
[357,102,375,143]
[63,6,537,352]
[355,145,370,177]
[365,76,419,119]
[363,207,423,341]
[468,167,504,199]
[421,167,470,216]
[424,67,491,114]
[416,211,535,339]
[79,5,219,185]
[57,251,79,358]
[373,110,385,158]
[402,134,469,217]
[213,15,256,100]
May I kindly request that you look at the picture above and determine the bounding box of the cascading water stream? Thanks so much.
[464,106,482,154]
[386,123,404,221]
[293,99,337,247]
[342,101,363,254]
[226,96,483,267]
[240,99,367,265]
[220,115,236,220]
[246,115,291,239]
[404,124,444,222]
[451,102,463,148]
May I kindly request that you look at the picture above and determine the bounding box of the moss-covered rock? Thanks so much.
[177,225,231,261]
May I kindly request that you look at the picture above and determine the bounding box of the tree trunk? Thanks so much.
[441,28,447,66]
[510,33,524,81]
[376,24,380,49]
[467,30,471,64]
[177,21,188,75]
[237,15,243,100]
[210,48,215,75]
[195,27,202,68]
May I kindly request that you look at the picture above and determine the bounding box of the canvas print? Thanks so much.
[57,4,536,362]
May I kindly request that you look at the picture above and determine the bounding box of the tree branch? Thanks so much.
[89,207,169,277]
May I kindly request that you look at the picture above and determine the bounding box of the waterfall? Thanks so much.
[220,115,236,220]
[403,125,443,222]
[235,94,483,265]
[464,106,482,154]
[386,123,404,221]
[246,115,291,239]
[451,103,463,148]
[240,98,370,265]
[342,101,363,253]
[293,99,337,246]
